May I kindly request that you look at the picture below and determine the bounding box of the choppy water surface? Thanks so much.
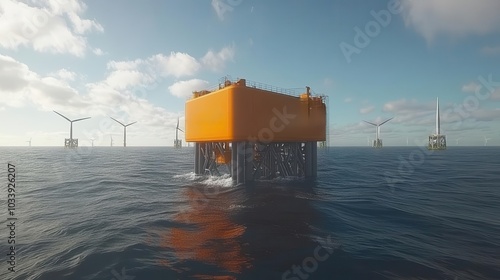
[0,146,499,280]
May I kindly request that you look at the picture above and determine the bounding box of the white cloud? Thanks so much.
[100,52,206,91]
[383,99,433,113]
[211,0,233,21]
[50,68,77,81]
[0,54,176,130]
[462,81,500,101]
[93,48,105,56]
[0,0,103,56]
[168,79,210,99]
[201,45,235,72]
[382,99,440,126]
[107,59,144,71]
[67,11,103,34]
[0,54,88,110]
[151,52,201,78]
[401,0,500,42]
[469,108,500,121]
[462,82,481,93]
[359,105,374,114]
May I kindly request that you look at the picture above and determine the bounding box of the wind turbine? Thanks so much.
[428,97,446,150]
[110,135,113,147]
[484,136,491,146]
[174,117,184,148]
[90,138,94,147]
[455,138,461,146]
[110,117,137,147]
[27,138,32,147]
[363,117,393,148]
[53,110,91,148]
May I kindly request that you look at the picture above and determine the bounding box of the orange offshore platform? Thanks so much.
[185,77,327,184]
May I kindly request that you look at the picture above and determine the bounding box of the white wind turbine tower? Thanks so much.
[110,117,137,147]
[363,117,393,148]
[90,138,94,147]
[455,138,461,146]
[484,136,491,146]
[110,135,113,147]
[27,138,32,147]
[428,97,446,150]
[53,110,91,148]
[174,117,184,148]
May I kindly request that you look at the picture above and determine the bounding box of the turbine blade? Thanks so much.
[178,128,184,133]
[363,120,377,126]
[379,117,394,126]
[72,117,91,122]
[53,110,71,122]
[110,117,125,126]
[125,121,137,127]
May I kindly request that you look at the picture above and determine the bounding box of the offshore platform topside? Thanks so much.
[185,78,327,184]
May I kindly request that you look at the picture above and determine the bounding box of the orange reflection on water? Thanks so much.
[156,186,251,278]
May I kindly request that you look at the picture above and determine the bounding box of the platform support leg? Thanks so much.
[236,142,245,184]
[231,142,237,180]
[244,142,254,183]
[305,141,317,178]
[194,143,204,175]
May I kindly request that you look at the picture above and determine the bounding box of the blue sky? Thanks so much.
[1,0,499,146]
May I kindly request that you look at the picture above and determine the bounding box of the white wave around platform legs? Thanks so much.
[201,173,234,188]
[172,172,198,181]
[173,172,234,188]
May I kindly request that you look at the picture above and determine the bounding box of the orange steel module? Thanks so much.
[185,79,326,142]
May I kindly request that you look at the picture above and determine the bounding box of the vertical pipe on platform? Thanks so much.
[194,142,201,174]
[311,141,317,178]
[305,142,313,178]
[236,142,245,184]
[231,142,237,180]
[269,143,275,178]
[245,142,254,182]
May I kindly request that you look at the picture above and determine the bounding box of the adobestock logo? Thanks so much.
[340,0,403,63]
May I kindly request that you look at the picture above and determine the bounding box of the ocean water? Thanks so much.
[0,146,499,280]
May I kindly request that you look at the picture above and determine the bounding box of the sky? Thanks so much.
[1,0,499,147]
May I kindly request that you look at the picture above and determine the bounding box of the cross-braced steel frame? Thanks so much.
[194,141,317,184]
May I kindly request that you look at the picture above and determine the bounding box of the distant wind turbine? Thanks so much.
[455,138,461,145]
[53,110,91,148]
[363,117,393,148]
[428,97,446,150]
[484,136,491,146]
[174,117,184,148]
[27,138,32,147]
[90,138,94,147]
[110,117,137,147]
[110,135,113,147]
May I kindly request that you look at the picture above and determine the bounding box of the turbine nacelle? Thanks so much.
[363,117,393,139]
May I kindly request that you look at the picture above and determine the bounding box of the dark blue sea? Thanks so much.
[1,146,499,280]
